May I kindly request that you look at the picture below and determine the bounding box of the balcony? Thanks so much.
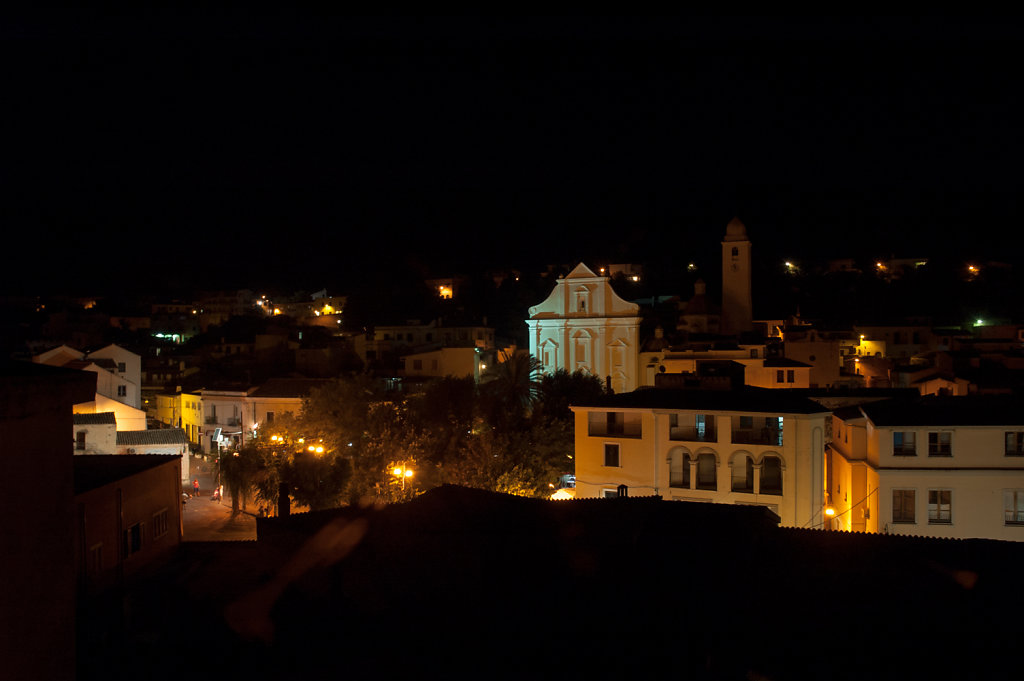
[669,426,717,443]
[588,412,642,439]
[205,416,241,427]
[731,428,783,447]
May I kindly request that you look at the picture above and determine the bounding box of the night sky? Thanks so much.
[5,14,1023,296]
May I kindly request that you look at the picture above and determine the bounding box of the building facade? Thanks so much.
[829,396,1024,541]
[527,262,641,394]
[571,389,829,528]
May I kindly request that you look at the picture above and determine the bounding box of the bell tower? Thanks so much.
[721,216,753,336]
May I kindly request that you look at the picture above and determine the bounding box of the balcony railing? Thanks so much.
[205,416,240,427]
[589,423,642,438]
[731,428,783,447]
[669,427,717,443]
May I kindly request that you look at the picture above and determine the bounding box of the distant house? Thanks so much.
[34,343,146,430]
[73,412,117,455]
[248,378,330,434]
[401,346,492,382]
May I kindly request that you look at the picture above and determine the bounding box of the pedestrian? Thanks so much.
[192,478,200,497]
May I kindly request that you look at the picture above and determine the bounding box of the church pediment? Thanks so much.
[564,262,598,279]
[527,262,640,319]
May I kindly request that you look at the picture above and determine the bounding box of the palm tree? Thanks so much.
[480,350,543,432]
[217,446,261,517]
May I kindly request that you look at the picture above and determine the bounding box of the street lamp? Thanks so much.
[392,465,414,492]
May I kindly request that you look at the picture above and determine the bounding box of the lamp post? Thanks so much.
[392,464,414,494]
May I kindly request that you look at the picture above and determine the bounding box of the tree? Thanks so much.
[217,445,263,517]
[349,400,431,504]
[281,450,352,512]
[533,368,607,423]
[479,350,542,432]
[406,375,478,464]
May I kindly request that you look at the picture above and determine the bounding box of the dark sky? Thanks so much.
[5,14,1023,295]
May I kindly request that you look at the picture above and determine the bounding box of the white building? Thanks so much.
[527,263,642,394]
[571,388,830,527]
[35,344,147,430]
[72,412,117,455]
[829,395,1024,541]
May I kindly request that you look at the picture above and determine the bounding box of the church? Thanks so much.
[526,218,754,391]
[525,263,642,394]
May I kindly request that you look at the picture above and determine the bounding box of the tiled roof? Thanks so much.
[116,428,188,446]
[74,412,117,425]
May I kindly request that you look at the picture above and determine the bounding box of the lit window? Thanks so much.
[893,432,917,456]
[1004,490,1024,525]
[928,490,952,524]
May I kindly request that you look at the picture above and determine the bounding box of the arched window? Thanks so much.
[668,447,691,489]
[731,453,754,493]
[696,452,717,491]
[761,455,783,495]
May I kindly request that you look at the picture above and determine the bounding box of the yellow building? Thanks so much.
[571,388,830,527]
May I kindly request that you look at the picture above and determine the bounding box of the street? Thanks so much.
[181,454,256,541]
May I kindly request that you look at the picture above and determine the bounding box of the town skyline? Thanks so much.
[6,14,1024,294]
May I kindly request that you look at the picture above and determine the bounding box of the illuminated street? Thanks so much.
[181,456,256,542]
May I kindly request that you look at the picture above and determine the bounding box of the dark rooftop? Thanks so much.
[85,483,1024,680]
[248,378,332,398]
[572,386,831,414]
[74,454,181,495]
[73,412,117,425]
[862,394,1024,427]
[116,428,188,446]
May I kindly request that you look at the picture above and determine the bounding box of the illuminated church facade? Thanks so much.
[526,263,641,394]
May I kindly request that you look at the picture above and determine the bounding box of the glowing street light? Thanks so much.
[392,464,414,492]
